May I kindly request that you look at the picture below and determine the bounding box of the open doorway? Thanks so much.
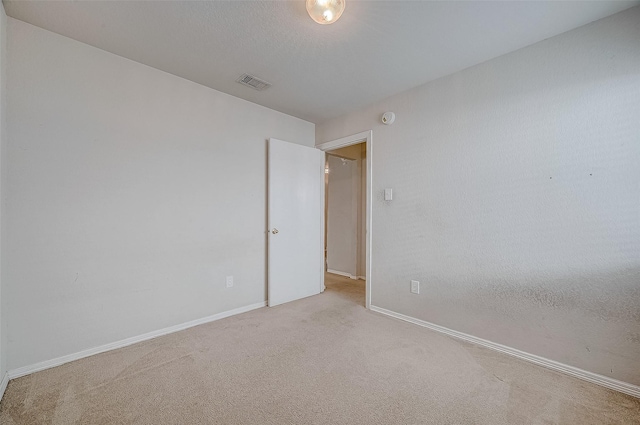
[317,131,372,309]
[324,143,366,306]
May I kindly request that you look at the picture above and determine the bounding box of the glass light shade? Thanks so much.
[306,0,345,25]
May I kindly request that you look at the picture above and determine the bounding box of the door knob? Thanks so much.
[271,228,279,234]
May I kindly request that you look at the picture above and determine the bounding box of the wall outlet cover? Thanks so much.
[411,280,420,294]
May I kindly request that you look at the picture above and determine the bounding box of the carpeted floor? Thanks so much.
[1,273,639,424]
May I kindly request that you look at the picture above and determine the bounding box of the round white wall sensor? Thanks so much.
[382,112,396,125]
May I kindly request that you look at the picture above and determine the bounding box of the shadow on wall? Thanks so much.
[468,266,640,325]
[393,265,640,384]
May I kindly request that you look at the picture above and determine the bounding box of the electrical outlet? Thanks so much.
[226,276,234,288]
[410,280,420,294]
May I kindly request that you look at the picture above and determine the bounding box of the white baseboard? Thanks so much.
[327,269,358,280]
[370,305,640,399]
[8,301,267,380]
[0,372,8,402]
[357,276,366,281]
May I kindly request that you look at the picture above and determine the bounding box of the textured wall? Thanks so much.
[0,1,6,384]
[317,8,640,385]
[6,19,314,370]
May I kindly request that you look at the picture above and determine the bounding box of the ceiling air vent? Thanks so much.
[236,74,271,91]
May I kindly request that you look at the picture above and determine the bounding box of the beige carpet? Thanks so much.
[1,273,638,424]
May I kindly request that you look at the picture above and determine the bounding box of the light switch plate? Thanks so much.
[384,188,393,201]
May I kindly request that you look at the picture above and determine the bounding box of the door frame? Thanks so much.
[317,130,372,309]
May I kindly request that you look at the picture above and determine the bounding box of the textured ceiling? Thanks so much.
[4,1,638,124]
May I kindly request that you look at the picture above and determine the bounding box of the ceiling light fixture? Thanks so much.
[306,0,345,25]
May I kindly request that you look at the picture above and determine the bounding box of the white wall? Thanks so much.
[326,144,367,279]
[358,143,366,278]
[317,7,640,385]
[0,2,7,386]
[6,19,314,371]
[326,155,358,276]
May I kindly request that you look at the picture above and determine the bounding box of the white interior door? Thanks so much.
[268,138,324,307]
